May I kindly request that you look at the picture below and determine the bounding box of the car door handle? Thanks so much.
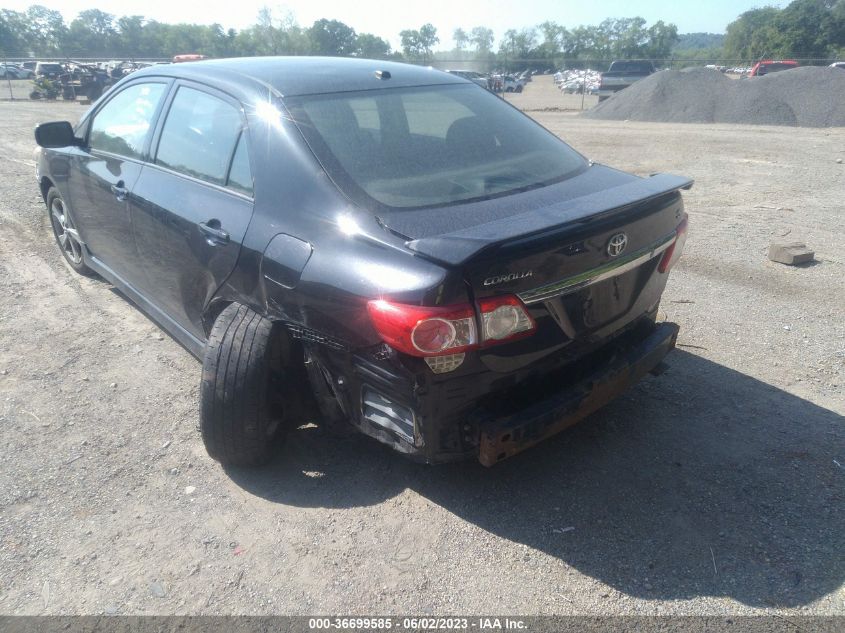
[199,220,229,245]
[110,181,128,201]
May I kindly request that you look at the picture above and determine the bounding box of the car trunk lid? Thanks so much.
[380,167,692,365]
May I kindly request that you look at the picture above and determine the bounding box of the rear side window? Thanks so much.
[226,134,253,196]
[89,83,166,159]
[155,87,243,186]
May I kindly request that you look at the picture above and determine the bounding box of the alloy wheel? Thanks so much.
[50,197,83,265]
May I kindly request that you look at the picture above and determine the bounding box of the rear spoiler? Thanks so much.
[406,173,693,266]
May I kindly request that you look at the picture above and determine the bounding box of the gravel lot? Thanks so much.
[0,76,843,617]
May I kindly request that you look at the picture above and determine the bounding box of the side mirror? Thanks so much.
[34,121,81,148]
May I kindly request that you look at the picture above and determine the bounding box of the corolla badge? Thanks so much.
[483,270,534,286]
[606,233,628,258]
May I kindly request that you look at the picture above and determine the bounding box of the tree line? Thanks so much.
[724,0,845,60]
[0,6,679,64]
[2,0,843,65]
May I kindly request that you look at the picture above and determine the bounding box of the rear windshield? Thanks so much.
[608,61,654,73]
[38,63,63,71]
[286,84,586,210]
[760,63,796,73]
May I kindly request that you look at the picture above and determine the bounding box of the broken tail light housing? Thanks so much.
[658,215,689,274]
[367,295,536,360]
[367,300,477,357]
[478,295,536,343]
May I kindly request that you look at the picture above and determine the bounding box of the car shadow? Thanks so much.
[224,350,844,608]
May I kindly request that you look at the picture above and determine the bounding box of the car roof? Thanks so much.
[128,56,466,98]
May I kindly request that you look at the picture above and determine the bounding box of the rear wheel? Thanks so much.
[200,303,287,466]
[47,187,94,276]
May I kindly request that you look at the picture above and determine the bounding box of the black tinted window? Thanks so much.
[226,134,253,196]
[156,87,242,185]
[763,63,795,73]
[288,84,586,209]
[609,61,654,73]
[89,83,166,159]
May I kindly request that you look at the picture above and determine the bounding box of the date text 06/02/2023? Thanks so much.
[307,617,528,630]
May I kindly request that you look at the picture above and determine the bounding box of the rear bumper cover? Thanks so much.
[476,321,679,466]
[309,320,679,465]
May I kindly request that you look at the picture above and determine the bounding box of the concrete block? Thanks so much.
[768,241,815,266]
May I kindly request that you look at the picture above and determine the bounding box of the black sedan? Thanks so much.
[34,57,691,466]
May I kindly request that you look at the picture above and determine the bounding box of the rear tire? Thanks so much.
[200,303,286,466]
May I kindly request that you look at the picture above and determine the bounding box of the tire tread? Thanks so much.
[200,304,282,466]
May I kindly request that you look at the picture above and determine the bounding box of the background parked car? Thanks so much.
[504,74,525,92]
[35,61,64,80]
[831,62,845,70]
[555,69,601,94]
[597,60,657,102]
[444,69,488,89]
[1,63,34,79]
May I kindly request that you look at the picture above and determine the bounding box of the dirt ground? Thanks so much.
[0,76,843,617]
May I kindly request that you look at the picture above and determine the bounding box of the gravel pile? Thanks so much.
[584,66,845,127]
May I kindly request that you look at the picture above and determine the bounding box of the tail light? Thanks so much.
[478,295,536,343]
[367,300,477,357]
[658,216,689,274]
[367,295,536,358]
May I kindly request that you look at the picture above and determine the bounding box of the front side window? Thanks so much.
[89,82,166,159]
[288,84,586,209]
[155,86,243,186]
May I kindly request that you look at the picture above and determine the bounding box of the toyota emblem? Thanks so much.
[607,233,628,258]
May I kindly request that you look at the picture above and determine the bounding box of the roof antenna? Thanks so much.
[375,70,391,80]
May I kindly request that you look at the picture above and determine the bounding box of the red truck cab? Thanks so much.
[749,60,798,76]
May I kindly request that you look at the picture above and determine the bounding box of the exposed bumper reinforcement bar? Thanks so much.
[477,321,680,466]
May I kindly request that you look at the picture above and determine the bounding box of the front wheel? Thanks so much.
[47,187,95,276]
[200,304,287,466]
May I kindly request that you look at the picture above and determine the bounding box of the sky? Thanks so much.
[4,0,792,48]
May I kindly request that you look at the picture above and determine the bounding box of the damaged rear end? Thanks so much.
[283,82,692,464]
[368,172,690,464]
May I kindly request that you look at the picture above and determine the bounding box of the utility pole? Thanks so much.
[3,53,14,101]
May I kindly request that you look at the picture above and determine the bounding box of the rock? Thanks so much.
[184,485,196,495]
[837,158,843,164]
[768,241,815,266]
[104,605,119,615]
[109,382,117,389]
[150,581,166,598]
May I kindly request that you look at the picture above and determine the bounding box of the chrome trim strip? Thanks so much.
[518,234,676,305]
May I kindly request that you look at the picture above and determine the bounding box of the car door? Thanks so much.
[65,80,169,286]
[129,82,255,341]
